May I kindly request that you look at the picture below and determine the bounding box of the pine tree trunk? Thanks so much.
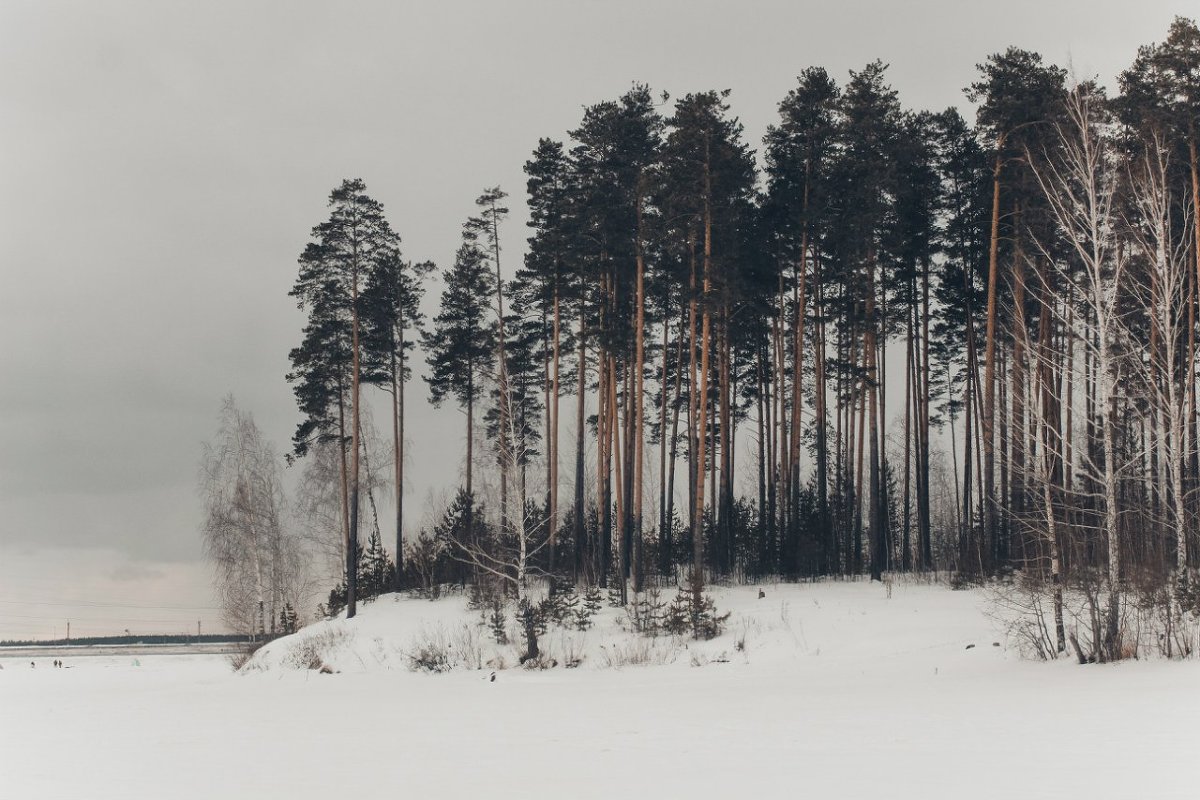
[392,335,405,591]
[491,200,511,544]
[903,281,914,572]
[665,314,686,578]
[767,280,781,569]
[757,353,767,569]
[775,273,788,566]
[1010,217,1027,567]
[854,347,867,576]
[789,230,809,576]
[543,305,553,575]
[348,243,363,619]
[466,371,475,583]
[549,290,561,575]
[814,262,830,574]
[719,319,733,574]
[687,241,699,554]
[612,357,626,602]
[598,341,610,587]
[335,387,352,594]
[633,188,646,593]
[919,256,932,571]
[574,322,587,584]
[659,300,671,573]
[982,150,1004,574]
[694,142,713,594]
[999,350,1010,569]
[867,257,883,582]
[962,340,974,572]
[709,388,718,538]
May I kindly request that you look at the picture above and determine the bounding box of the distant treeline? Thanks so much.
[0,633,256,648]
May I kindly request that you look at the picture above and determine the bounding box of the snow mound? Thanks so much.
[243,579,1008,676]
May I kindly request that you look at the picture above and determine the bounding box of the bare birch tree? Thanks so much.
[440,420,550,600]
[1125,130,1194,578]
[201,396,305,636]
[1028,83,1133,660]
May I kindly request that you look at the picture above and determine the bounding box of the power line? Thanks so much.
[0,598,221,611]
[1,612,213,624]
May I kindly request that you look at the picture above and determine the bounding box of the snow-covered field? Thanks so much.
[2,581,1197,799]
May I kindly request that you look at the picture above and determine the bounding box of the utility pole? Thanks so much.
[66,621,70,641]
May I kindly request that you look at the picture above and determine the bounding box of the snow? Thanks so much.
[2,581,1197,799]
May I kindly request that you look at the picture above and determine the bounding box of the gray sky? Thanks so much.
[1,0,1192,639]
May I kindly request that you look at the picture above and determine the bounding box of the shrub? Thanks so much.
[597,638,679,669]
[285,628,349,671]
[408,643,453,673]
[516,597,548,664]
[228,639,265,672]
[454,623,485,670]
[574,586,603,631]
[556,632,584,669]
[541,583,580,626]
[625,588,666,636]
[406,626,456,673]
[521,652,557,670]
[663,572,730,641]
[488,599,509,644]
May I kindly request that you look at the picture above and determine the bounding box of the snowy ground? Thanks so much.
[2,581,1197,799]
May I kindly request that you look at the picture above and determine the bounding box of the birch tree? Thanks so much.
[1126,131,1194,578]
[201,396,303,636]
[1028,83,1131,660]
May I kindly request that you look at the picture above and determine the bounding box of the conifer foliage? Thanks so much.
[288,179,405,619]
[262,20,1200,662]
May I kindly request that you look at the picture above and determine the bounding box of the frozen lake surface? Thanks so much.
[2,582,1196,799]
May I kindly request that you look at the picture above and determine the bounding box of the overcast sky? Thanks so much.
[1,0,1193,640]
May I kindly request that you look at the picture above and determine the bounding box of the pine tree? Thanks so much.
[484,286,544,525]
[288,178,400,619]
[278,603,299,635]
[431,488,485,588]
[661,89,756,589]
[362,253,434,590]
[827,61,903,580]
[886,110,943,573]
[763,66,841,575]
[464,188,516,538]
[521,138,580,575]
[930,107,990,570]
[357,528,394,601]
[424,241,496,556]
[569,85,665,597]
[967,49,1067,573]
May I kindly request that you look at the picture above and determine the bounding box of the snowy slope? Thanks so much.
[244,579,1008,675]
[3,581,1198,800]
